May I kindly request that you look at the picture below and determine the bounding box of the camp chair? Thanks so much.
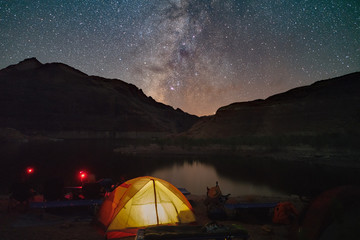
[204,182,230,219]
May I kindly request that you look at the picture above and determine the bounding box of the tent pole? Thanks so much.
[152,179,159,225]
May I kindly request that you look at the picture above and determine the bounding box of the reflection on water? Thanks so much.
[150,161,286,196]
[1,140,359,197]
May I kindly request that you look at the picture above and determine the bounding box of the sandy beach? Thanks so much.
[0,193,305,240]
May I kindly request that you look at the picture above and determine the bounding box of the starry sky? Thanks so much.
[1,0,359,116]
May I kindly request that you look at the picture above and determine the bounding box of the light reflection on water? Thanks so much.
[149,161,285,197]
[2,140,358,197]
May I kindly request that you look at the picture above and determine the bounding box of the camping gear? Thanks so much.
[97,176,196,238]
[225,202,278,210]
[30,199,103,209]
[300,186,360,240]
[226,202,278,223]
[176,187,190,196]
[272,202,298,224]
[135,224,249,240]
[97,178,115,193]
[204,182,230,220]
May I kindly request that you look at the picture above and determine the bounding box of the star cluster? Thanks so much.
[1,0,359,116]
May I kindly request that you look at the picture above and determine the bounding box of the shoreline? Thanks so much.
[114,143,360,168]
[0,193,306,240]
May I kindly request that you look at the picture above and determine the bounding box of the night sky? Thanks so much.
[1,1,359,116]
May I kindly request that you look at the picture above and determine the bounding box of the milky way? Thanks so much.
[1,0,359,116]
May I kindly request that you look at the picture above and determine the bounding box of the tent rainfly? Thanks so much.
[97,176,196,238]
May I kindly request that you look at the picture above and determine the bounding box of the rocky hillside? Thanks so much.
[185,72,360,139]
[0,58,198,139]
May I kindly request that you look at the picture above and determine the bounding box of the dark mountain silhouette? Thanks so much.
[185,72,360,139]
[1,58,359,143]
[0,58,198,139]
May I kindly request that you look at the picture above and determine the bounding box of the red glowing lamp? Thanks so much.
[79,171,87,181]
[26,167,34,174]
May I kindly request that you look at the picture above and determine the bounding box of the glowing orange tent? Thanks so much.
[97,176,196,238]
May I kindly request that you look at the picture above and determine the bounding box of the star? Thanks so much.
[1,0,359,116]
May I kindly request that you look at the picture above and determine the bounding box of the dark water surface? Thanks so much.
[1,140,359,197]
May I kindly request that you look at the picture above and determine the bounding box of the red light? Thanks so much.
[26,167,34,174]
[79,171,87,180]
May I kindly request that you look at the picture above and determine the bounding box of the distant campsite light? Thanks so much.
[26,167,34,174]
[79,170,87,181]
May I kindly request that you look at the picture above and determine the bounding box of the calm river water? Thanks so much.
[1,140,359,197]
[149,161,286,196]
